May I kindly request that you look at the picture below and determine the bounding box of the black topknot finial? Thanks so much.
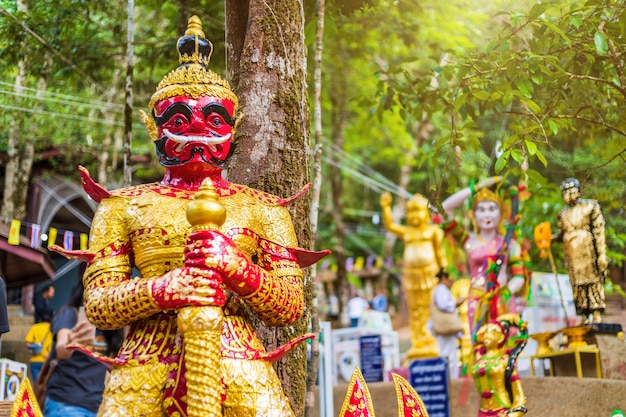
[177,15,213,67]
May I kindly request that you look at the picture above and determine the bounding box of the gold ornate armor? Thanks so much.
[75,179,314,417]
[40,16,329,417]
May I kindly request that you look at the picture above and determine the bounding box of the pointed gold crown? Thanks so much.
[471,188,501,210]
[469,188,508,234]
[148,16,238,112]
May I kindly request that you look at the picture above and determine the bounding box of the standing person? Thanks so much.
[34,285,55,324]
[347,291,370,327]
[0,278,9,352]
[43,281,121,417]
[554,178,608,324]
[441,178,527,339]
[371,287,388,312]
[430,268,464,380]
[380,192,447,360]
[25,317,52,381]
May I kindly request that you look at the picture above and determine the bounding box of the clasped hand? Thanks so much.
[155,230,253,310]
[184,229,246,281]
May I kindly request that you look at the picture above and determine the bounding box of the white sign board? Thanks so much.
[526,271,578,333]
[518,271,577,375]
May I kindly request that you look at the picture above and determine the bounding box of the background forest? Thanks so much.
[0,0,625,413]
[1,0,625,313]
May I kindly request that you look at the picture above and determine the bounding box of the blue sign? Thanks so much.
[408,357,450,417]
[359,334,383,382]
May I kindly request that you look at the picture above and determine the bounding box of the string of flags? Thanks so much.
[2,217,397,269]
[3,217,88,251]
[317,255,394,272]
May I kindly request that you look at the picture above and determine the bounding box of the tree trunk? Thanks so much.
[123,0,134,187]
[305,0,325,415]
[329,75,349,324]
[2,62,28,220]
[225,1,311,414]
[1,0,35,222]
[95,70,123,186]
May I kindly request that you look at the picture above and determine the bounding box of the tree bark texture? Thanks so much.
[95,70,123,185]
[2,67,28,220]
[225,1,312,415]
[1,0,36,221]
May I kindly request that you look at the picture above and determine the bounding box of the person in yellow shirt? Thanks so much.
[25,319,52,381]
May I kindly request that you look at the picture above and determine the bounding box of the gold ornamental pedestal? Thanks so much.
[530,331,555,355]
[562,325,591,348]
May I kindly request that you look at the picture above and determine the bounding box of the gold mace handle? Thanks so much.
[178,178,226,417]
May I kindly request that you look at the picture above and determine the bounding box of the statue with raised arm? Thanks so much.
[441,178,527,339]
[42,16,329,417]
[554,178,608,324]
[380,192,446,359]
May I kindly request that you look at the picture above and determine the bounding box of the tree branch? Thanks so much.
[565,73,625,97]
[552,113,626,138]
[598,19,626,99]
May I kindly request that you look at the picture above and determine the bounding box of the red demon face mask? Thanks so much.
[153,95,236,170]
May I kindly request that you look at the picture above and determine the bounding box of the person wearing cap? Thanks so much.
[50,16,329,417]
[554,178,608,324]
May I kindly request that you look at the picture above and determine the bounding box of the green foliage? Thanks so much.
[307,0,625,275]
[0,0,226,182]
[311,0,535,259]
[2,0,623,272]
[370,0,626,267]
[605,277,626,298]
